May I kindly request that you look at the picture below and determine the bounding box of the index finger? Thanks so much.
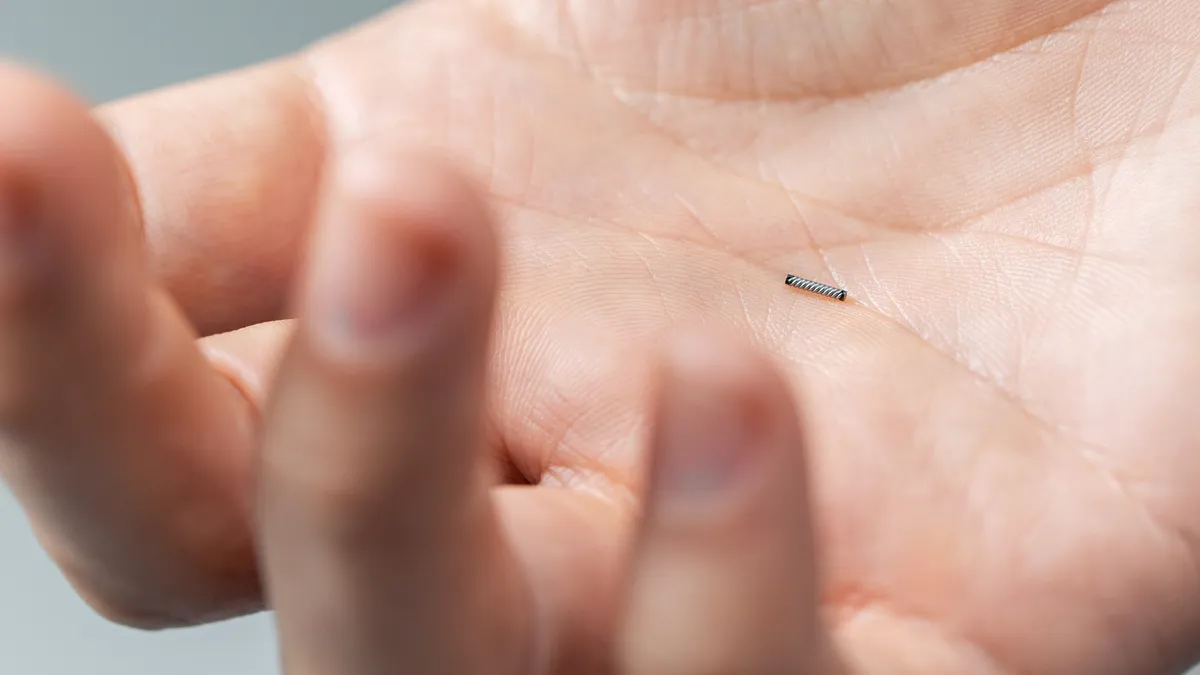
[98,58,326,336]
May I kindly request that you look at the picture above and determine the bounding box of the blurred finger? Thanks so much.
[0,65,261,626]
[618,333,847,674]
[258,149,534,673]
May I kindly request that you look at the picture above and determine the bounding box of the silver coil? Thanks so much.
[785,274,848,302]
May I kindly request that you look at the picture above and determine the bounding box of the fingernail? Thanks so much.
[310,213,458,354]
[651,338,767,507]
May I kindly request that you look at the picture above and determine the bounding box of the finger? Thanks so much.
[259,149,534,673]
[98,59,324,336]
[618,333,848,674]
[0,64,260,626]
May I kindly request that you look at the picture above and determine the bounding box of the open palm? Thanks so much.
[5,0,1200,673]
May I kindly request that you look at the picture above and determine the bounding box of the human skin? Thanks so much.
[1,0,1199,673]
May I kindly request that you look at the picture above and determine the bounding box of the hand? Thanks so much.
[1,0,1199,673]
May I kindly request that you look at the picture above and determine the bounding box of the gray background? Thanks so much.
[0,1,1198,674]
[1,0,395,101]
[0,2,393,673]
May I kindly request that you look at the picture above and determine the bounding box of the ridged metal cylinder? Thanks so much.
[785,274,848,302]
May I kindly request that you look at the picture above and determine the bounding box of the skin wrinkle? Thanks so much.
[796,267,1180,667]
[859,274,1118,479]
[761,228,1144,272]
[569,19,1200,264]
[487,280,646,495]
[671,191,723,247]
[607,61,1194,248]
[849,303,1200,673]
[833,600,1015,675]
[329,0,1169,265]
[492,0,1123,103]
[767,158,847,296]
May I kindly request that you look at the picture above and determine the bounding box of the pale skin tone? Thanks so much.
[0,0,1198,672]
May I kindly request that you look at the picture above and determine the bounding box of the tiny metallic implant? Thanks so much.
[785,274,848,302]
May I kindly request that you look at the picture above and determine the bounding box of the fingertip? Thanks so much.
[0,63,147,331]
[333,145,496,274]
[659,329,797,427]
[0,62,139,260]
[302,147,497,363]
[0,61,119,179]
[621,329,836,674]
[0,61,93,124]
[647,329,806,520]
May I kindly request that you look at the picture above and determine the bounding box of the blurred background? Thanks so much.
[0,1,393,673]
[2,0,395,100]
[2,1,1200,674]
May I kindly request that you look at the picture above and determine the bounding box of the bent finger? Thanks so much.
[0,64,261,626]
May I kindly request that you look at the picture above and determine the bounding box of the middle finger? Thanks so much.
[258,147,535,674]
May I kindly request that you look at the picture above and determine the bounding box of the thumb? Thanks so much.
[618,332,848,674]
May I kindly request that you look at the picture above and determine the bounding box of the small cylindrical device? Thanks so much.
[785,274,847,302]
